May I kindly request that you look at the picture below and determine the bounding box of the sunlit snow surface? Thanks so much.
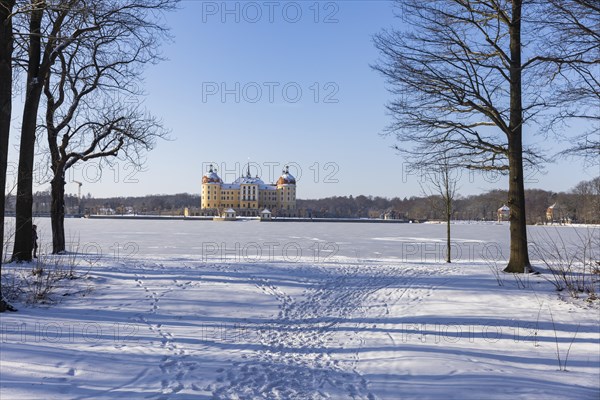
[1,218,599,399]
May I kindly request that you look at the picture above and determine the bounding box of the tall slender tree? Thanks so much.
[0,0,17,311]
[12,0,90,261]
[418,152,459,263]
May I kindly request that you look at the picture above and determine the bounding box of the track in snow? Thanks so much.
[211,261,454,399]
[132,266,205,399]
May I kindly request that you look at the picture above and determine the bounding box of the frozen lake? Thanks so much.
[4,217,596,264]
[1,218,599,399]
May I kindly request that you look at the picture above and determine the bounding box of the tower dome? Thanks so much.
[202,164,222,184]
[277,165,296,185]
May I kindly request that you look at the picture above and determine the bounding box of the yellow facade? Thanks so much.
[201,165,297,217]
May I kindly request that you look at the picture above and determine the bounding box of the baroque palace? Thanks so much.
[201,164,297,217]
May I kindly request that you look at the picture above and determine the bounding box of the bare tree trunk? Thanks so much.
[0,0,17,311]
[506,135,532,272]
[50,173,66,254]
[504,1,532,273]
[12,2,44,262]
[445,174,451,264]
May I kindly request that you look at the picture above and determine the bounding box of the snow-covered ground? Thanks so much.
[1,219,599,399]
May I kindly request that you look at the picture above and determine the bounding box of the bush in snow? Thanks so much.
[531,227,600,301]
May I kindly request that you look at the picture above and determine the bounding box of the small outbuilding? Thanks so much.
[223,208,236,220]
[497,204,510,222]
[214,208,237,221]
[260,209,272,221]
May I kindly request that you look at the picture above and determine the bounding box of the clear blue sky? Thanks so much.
[8,1,597,199]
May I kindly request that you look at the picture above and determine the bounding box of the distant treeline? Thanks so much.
[7,177,598,224]
[296,182,599,224]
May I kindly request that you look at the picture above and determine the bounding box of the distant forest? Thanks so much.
[6,177,599,225]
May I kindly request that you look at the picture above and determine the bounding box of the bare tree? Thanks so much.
[10,0,176,261]
[419,152,459,263]
[40,0,171,253]
[373,0,596,273]
[44,103,166,253]
[0,0,17,311]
